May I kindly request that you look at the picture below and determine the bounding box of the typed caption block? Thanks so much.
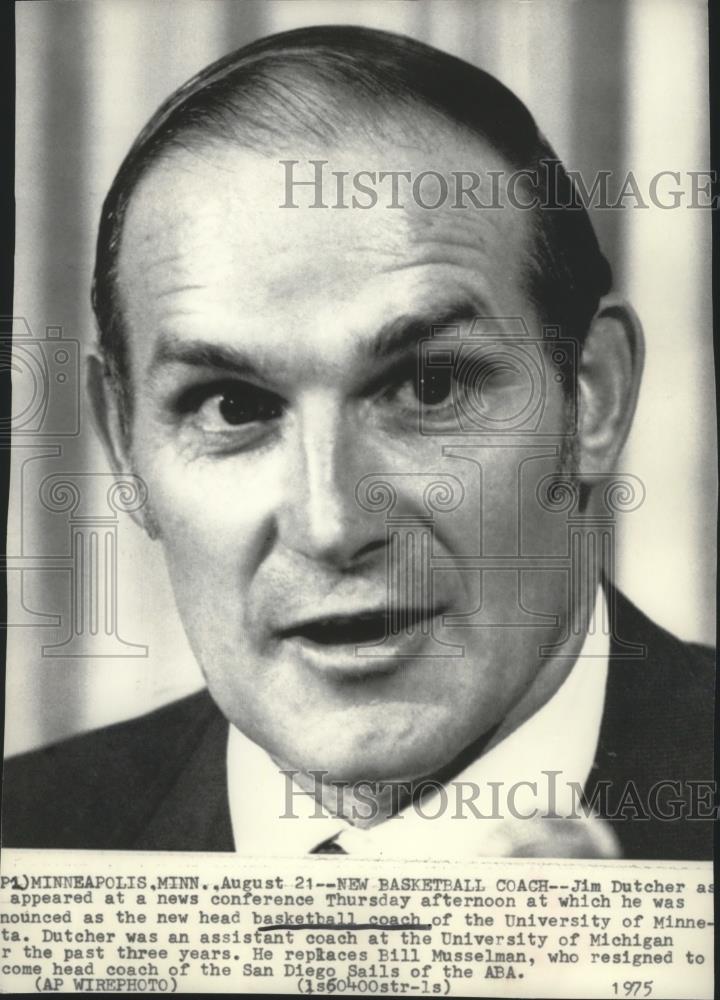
[0,850,713,997]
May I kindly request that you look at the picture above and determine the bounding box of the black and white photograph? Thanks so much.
[1,1,716,996]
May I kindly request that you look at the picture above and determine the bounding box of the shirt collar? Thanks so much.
[227,587,609,858]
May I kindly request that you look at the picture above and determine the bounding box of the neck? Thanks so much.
[486,578,601,754]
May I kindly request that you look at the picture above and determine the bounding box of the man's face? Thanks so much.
[117,136,576,783]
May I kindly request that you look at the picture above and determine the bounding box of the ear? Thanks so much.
[86,354,158,538]
[576,295,645,476]
[86,353,129,473]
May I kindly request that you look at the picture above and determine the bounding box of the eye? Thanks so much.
[384,360,457,417]
[177,380,285,430]
[380,352,528,432]
[384,360,453,408]
[416,366,454,406]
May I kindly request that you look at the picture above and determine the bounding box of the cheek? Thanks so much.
[135,447,283,602]
[435,446,565,550]
[432,442,573,629]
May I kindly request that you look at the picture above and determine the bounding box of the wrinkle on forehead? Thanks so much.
[118,137,532,354]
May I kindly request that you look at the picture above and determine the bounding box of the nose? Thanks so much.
[277,393,386,568]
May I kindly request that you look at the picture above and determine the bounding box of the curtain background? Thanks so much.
[7,0,714,754]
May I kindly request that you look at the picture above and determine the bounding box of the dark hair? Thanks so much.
[92,24,611,425]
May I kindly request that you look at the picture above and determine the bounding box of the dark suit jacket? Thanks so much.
[2,588,715,858]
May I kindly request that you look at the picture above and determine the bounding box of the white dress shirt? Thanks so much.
[227,588,610,858]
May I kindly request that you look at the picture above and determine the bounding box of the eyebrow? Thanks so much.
[370,300,485,359]
[148,297,489,380]
[150,334,261,379]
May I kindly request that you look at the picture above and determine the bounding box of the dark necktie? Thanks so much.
[310,834,347,854]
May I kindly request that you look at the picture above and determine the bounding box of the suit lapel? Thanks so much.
[133,693,234,851]
[588,584,714,859]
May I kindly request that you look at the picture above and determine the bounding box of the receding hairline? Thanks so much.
[93,25,611,433]
[113,119,539,348]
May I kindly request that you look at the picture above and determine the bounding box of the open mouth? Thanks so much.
[279,607,441,646]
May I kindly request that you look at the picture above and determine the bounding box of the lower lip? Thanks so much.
[281,616,446,679]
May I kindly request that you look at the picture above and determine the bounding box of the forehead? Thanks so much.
[117,138,535,368]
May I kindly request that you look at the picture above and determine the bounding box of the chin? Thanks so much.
[287,724,459,787]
